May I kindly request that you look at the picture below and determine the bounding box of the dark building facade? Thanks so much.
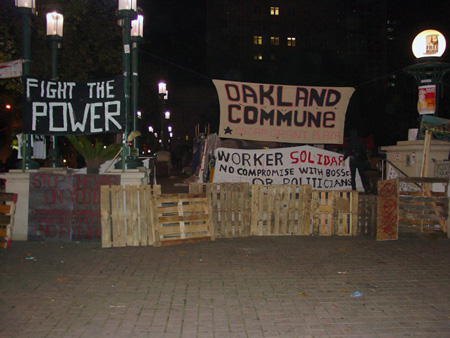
[206,1,388,87]
[204,0,450,145]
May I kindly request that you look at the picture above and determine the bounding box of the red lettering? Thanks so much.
[290,151,299,164]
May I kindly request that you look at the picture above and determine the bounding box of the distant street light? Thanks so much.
[46,10,64,168]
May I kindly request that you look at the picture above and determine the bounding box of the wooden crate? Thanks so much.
[251,185,312,236]
[101,185,161,248]
[154,193,211,246]
[311,190,358,236]
[0,193,18,249]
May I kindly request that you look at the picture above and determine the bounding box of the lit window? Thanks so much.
[254,54,263,60]
[253,35,263,45]
[287,37,296,46]
[270,36,280,45]
[270,6,279,15]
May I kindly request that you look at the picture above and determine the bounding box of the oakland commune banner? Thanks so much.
[23,75,125,135]
[213,79,355,144]
[212,145,364,191]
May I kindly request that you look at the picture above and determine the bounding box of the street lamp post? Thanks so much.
[165,111,171,147]
[115,0,137,171]
[46,10,64,168]
[405,29,450,117]
[15,0,39,170]
[131,12,144,166]
[158,82,168,151]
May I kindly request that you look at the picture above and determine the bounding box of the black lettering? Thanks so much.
[323,112,335,128]
[277,86,292,107]
[260,108,275,125]
[228,105,241,123]
[326,89,341,106]
[295,88,309,106]
[242,85,257,104]
[309,88,326,106]
[259,85,275,105]
[276,110,292,126]
[244,106,258,124]
[225,84,240,101]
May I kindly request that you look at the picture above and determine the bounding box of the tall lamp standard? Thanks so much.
[15,0,39,170]
[115,0,137,171]
[158,82,168,151]
[131,12,144,165]
[46,11,64,168]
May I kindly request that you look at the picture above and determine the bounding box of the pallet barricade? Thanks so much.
[190,184,362,238]
[101,183,376,248]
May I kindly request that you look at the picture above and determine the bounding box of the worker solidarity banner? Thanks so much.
[213,79,355,144]
[212,145,364,191]
[23,75,125,135]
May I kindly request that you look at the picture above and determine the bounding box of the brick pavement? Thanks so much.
[0,236,449,338]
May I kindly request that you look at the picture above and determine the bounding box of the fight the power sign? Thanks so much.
[23,76,125,135]
[213,79,354,144]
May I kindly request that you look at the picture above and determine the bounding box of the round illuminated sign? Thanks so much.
[412,29,446,58]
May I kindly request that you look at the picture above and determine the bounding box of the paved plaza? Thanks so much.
[0,236,449,338]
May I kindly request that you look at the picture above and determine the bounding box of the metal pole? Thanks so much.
[160,96,165,151]
[47,37,63,167]
[115,8,137,171]
[19,7,39,171]
[131,40,142,166]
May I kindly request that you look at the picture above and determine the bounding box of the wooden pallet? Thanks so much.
[154,193,211,246]
[100,185,161,248]
[191,183,251,239]
[251,185,312,236]
[0,193,18,249]
[311,190,358,236]
[358,194,378,236]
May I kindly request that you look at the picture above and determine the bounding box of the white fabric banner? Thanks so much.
[0,60,23,79]
[213,145,363,191]
[213,79,355,144]
[17,134,47,160]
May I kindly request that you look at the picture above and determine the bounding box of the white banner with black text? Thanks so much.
[213,145,363,191]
